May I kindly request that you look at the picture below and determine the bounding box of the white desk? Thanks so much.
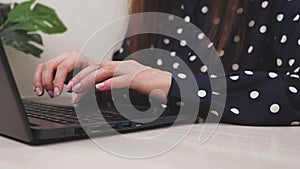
[0,124,299,169]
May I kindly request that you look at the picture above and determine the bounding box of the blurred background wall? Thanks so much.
[2,0,130,97]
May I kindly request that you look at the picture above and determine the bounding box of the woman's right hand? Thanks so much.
[33,52,92,98]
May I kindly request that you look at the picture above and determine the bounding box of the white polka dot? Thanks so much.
[184,16,191,22]
[298,39,300,46]
[234,35,240,43]
[261,1,269,8]
[248,20,255,27]
[207,42,214,48]
[250,91,260,99]
[177,28,183,34]
[180,40,187,47]
[189,55,197,62]
[232,64,240,71]
[197,33,205,40]
[286,72,291,76]
[176,102,185,107]
[178,73,187,79]
[290,74,300,79]
[201,6,209,14]
[163,38,170,45]
[293,14,300,22]
[119,48,124,54]
[276,58,283,67]
[218,50,225,57]
[156,58,163,66]
[289,59,296,67]
[245,70,254,76]
[200,65,208,73]
[294,67,300,73]
[161,104,167,109]
[289,86,298,94]
[259,25,268,34]
[276,14,284,22]
[181,4,184,10]
[247,46,254,54]
[291,121,300,126]
[231,108,240,115]
[268,72,278,78]
[173,62,180,69]
[236,7,244,14]
[270,104,280,114]
[170,51,176,57]
[212,91,220,95]
[198,90,207,98]
[280,35,288,44]
[211,110,219,116]
[210,74,218,79]
[168,15,174,21]
[230,75,240,81]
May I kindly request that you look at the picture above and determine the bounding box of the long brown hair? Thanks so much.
[128,0,248,60]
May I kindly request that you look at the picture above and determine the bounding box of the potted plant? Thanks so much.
[0,0,67,58]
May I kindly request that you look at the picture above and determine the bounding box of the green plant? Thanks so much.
[0,0,67,58]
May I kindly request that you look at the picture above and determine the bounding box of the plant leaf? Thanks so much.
[7,0,67,34]
[1,29,43,57]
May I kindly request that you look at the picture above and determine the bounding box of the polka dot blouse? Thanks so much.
[113,0,300,126]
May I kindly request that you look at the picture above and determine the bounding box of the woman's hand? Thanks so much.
[33,52,93,97]
[69,60,172,103]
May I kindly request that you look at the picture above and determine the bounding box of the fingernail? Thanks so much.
[72,83,81,93]
[95,83,105,90]
[35,87,42,96]
[71,95,79,103]
[66,81,73,91]
[54,87,60,97]
[47,90,54,98]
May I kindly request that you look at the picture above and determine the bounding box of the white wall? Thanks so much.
[2,0,130,97]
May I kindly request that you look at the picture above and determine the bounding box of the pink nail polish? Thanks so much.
[95,83,105,90]
[54,87,60,97]
[47,90,54,98]
[36,87,42,96]
[66,81,73,91]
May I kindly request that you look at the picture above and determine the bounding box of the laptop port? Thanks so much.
[109,123,118,129]
[121,122,131,128]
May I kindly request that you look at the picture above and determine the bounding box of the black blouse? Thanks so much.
[112,0,300,126]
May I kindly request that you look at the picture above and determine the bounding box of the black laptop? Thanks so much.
[0,40,197,145]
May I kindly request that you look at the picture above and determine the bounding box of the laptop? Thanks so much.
[0,40,197,145]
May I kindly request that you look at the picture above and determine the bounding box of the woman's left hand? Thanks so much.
[69,60,172,103]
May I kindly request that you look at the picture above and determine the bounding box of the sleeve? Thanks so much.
[167,0,300,126]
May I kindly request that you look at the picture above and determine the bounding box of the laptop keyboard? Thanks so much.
[22,100,125,125]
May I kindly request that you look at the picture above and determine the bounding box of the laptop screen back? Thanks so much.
[0,41,33,143]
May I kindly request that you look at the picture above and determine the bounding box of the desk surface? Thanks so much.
[0,124,299,169]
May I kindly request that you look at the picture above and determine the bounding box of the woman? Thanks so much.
[33,0,300,126]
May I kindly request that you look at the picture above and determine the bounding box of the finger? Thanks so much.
[33,63,45,96]
[70,60,114,85]
[95,76,129,91]
[72,66,116,93]
[40,53,70,93]
[53,59,77,96]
